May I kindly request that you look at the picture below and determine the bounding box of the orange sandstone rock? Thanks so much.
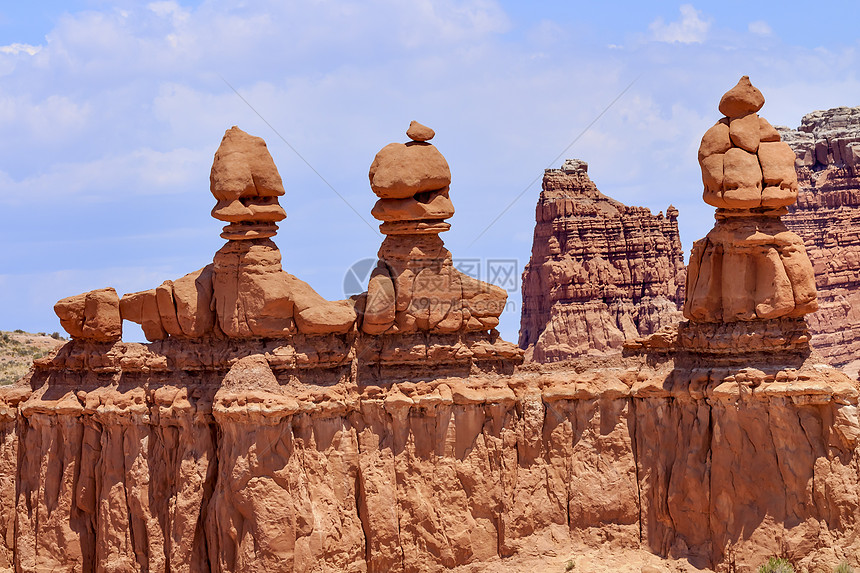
[54,288,122,341]
[210,126,286,240]
[717,75,764,118]
[361,123,509,336]
[686,77,818,324]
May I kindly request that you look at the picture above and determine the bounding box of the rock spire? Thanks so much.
[59,126,356,341]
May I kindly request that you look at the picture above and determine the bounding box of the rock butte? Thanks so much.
[519,159,686,362]
[0,86,858,572]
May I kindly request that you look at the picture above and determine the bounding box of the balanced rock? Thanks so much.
[119,126,356,340]
[360,124,507,335]
[717,75,764,118]
[209,128,355,337]
[406,120,435,142]
[699,79,798,211]
[210,126,287,240]
[54,287,122,341]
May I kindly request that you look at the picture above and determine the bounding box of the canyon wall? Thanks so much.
[781,107,860,376]
[1,340,858,572]
[519,160,686,362]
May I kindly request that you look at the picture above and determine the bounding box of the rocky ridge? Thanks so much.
[519,159,686,362]
[779,107,860,376]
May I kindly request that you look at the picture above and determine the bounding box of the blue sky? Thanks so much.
[1,1,858,343]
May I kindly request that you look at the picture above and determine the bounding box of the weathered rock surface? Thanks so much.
[2,341,858,572]
[519,161,686,362]
[779,107,860,376]
[53,287,122,341]
[105,126,358,341]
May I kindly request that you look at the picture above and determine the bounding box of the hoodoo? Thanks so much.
[685,76,818,332]
[117,126,356,340]
[3,91,860,573]
[362,121,509,335]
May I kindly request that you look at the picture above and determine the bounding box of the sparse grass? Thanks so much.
[0,330,65,385]
[758,557,795,573]
[836,562,853,573]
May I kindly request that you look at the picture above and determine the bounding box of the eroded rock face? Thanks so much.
[4,343,860,572]
[53,287,122,342]
[519,161,686,362]
[780,107,860,375]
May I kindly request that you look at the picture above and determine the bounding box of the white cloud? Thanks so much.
[0,43,41,56]
[748,20,773,36]
[650,5,711,44]
[0,147,209,205]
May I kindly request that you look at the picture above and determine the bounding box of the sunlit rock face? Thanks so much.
[685,76,817,326]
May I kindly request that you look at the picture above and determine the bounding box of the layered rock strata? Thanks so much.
[519,159,686,362]
[2,340,858,572]
[779,107,860,375]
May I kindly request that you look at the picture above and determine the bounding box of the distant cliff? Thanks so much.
[781,107,860,376]
[519,160,686,362]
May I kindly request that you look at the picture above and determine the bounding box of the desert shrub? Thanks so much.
[564,559,575,572]
[13,329,23,334]
[759,558,794,573]
[836,562,853,573]
[0,334,9,344]
[50,332,61,340]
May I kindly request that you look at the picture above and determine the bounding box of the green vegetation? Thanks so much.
[564,559,575,572]
[758,558,795,573]
[836,562,853,573]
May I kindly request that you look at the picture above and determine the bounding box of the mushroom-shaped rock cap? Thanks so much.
[718,76,765,118]
[210,127,286,201]
[369,125,451,199]
[407,120,435,142]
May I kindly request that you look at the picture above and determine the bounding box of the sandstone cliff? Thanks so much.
[780,107,860,376]
[519,160,686,362]
[2,340,858,572]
